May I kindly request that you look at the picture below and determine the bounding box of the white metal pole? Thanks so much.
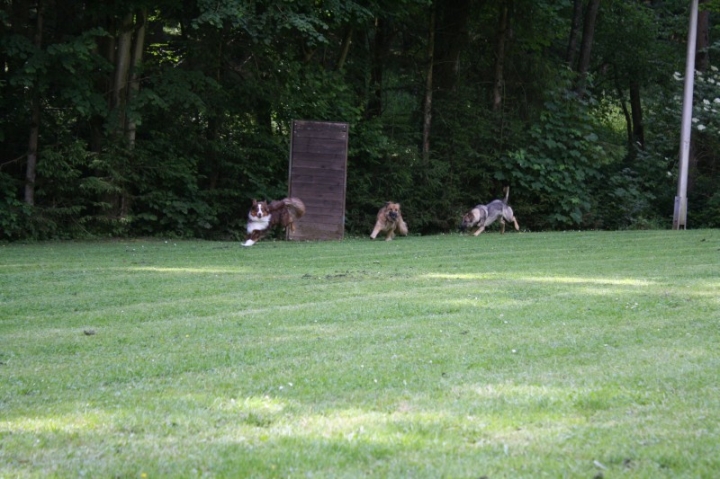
[673,0,699,230]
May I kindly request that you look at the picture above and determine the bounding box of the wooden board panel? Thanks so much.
[288,120,349,241]
[292,138,349,155]
[301,198,346,213]
[293,124,349,139]
[302,210,345,223]
[291,169,345,186]
[291,155,347,169]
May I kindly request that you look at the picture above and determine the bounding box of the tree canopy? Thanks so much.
[1,0,718,240]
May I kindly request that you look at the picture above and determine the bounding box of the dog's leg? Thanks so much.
[500,218,506,234]
[502,207,519,232]
[397,219,408,236]
[242,230,262,247]
[386,229,395,241]
[473,226,485,236]
[503,211,519,231]
[370,224,382,239]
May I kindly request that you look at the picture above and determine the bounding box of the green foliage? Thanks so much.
[664,64,720,228]
[688,67,720,137]
[0,173,31,241]
[422,86,501,231]
[4,28,110,116]
[588,166,661,230]
[32,142,101,238]
[595,1,666,86]
[500,84,611,228]
[277,66,364,125]
[690,172,720,228]
[127,143,216,238]
[704,0,720,13]
[345,118,418,233]
[0,0,712,239]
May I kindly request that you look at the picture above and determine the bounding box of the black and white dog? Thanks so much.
[459,187,519,236]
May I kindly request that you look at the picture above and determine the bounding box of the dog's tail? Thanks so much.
[503,186,510,204]
[283,197,306,219]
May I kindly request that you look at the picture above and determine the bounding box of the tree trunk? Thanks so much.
[575,0,600,96]
[105,12,141,218]
[125,9,147,149]
[492,2,510,112]
[423,9,435,164]
[366,18,389,119]
[619,96,632,151]
[25,0,43,206]
[118,9,148,218]
[337,27,353,71]
[566,0,584,67]
[25,96,40,206]
[629,81,644,149]
[113,13,134,133]
[695,3,710,72]
[614,77,633,151]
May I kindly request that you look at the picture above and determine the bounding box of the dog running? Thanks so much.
[370,201,408,241]
[243,197,305,246]
[459,187,519,236]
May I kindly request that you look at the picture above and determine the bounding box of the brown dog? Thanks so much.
[370,202,408,241]
[243,197,305,246]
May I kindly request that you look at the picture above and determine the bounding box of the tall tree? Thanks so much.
[629,80,644,148]
[696,0,710,71]
[423,8,435,163]
[24,0,43,206]
[109,10,147,142]
[688,0,713,193]
[597,2,660,151]
[125,8,147,149]
[566,0,584,67]
[492,1,510,111]
[575,0,600,96]
[366,17,390,119]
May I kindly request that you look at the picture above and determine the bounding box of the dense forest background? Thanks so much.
[1,0,719,240]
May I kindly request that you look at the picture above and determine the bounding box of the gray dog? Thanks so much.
[459,187,519,236]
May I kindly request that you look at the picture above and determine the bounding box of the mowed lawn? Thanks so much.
[1,230,719,478]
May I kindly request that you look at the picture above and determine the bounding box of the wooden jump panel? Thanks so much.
[288,120,349,241]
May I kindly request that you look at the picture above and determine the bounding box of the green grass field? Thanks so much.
[1,230,719,478]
